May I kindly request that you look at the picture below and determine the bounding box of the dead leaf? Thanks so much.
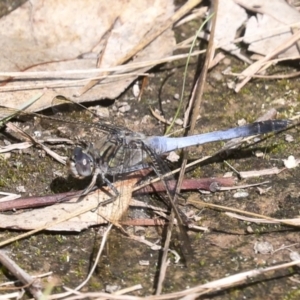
[239,0,300,58]
[0,0,175,113]
[213,0,249,61]
[207,0,300,64]
[0,177,138,231]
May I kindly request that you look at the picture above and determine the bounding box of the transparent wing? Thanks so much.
[51,97,127,136]
[48,99,160,226]
[142,143,193,256]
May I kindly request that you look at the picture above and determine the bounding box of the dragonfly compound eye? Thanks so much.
[69,147,94,178]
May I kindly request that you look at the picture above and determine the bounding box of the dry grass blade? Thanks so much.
[176,260,300,298]
[188,199,300,228]
[226,212,300,226]
[0,192,20,202]
[18,260,300,299]
[0,251,43,299]
[239,167,284,179]
[79,0,203,95]
[5,122,67,165]
[235,29,300,92]
[0,141,33,153]
[71,223,113,293]
[0,51,203,80]
[0,92,43,127]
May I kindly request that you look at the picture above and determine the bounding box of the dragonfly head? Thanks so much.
[68,147,94,178]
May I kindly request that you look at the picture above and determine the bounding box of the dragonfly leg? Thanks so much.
[81,167,101,196]
[83,167,121,212]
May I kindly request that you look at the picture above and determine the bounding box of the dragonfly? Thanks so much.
[68,115,288,190]
[67,113,288,225]
[0,99,289,239]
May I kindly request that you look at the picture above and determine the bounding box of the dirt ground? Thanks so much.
[1,1,300,299]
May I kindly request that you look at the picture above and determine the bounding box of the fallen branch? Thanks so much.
[0,177,235,212]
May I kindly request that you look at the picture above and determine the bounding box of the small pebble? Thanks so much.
[283,155,299,169]
[16,186,26,193]
[139,260,150,266]
[223,172,233,177]
[237,118,247,126]
[154,109,161,115]
[141,115,151,124]
[209,182,220,192]
[210,71,223,81]
[90,106,110,118]
[38,150,46,158]
[34,131,42,138]
[226,80,235,89]
[166,151,179,162]
[175,118,183,126]
[254,150,264,158]
[132,81,140,97]
[222,66,231,74]
[285,134,294,143]
[118,104,131,113]
[173,93,180,100]
[233,190,249,198]
[105,285,120,293]
[254,241,273,254]
[246,226,254,233]
[151,244,161,251]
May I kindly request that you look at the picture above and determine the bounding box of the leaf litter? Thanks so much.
[0,0,176,111]
[0,177,138,232]
[1,0,300,298]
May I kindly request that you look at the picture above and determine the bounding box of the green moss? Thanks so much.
[199,259,206,266]
[283,288,300,300]
[59,252,70,263]
[55,235,65,243]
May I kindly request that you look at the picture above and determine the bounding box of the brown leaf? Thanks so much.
[0,0,175,113]
[0,177,138,232]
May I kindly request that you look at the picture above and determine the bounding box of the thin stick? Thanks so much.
[235,29,300,92]
[177,1,218,208]
[71,223,113,292]
[155,1,218,295]
[0,51,203,79]
[0,72,151,92]
[0,251,43,299]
